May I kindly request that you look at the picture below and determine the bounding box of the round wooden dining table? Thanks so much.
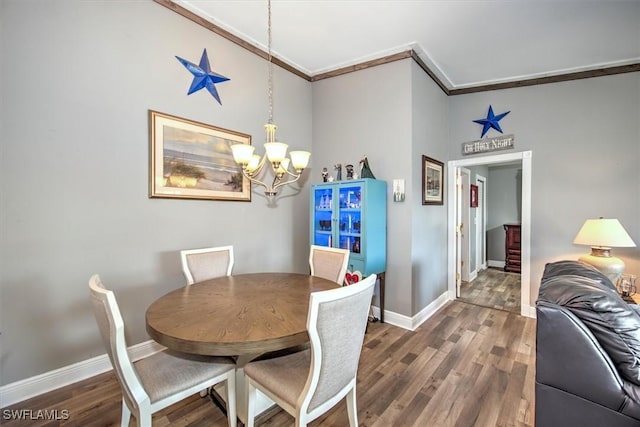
[146,272,339,363]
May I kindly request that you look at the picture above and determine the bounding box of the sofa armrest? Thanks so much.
[536,301,629,410]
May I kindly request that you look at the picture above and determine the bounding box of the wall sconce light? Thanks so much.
[393,179,405,202]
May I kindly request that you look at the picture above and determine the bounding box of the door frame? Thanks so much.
[475,174,487,272]
[447,150,533,318]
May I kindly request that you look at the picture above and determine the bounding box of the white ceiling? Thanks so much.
[176,0,640,90]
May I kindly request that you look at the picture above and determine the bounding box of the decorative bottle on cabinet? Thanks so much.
[310,178,387,279]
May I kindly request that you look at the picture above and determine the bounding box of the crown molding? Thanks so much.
[310,51,413,82]
[154,0,640,95]
[448,63,640,95]
[153,0,312,81]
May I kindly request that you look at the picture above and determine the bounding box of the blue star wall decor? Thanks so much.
[473,105,511,138]
[176,48,230,105]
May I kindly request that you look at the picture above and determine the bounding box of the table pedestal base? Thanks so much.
[212,367,277,425]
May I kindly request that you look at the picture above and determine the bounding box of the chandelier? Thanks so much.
[230,0,310,197]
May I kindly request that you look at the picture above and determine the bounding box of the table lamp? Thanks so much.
[573,217,636,282]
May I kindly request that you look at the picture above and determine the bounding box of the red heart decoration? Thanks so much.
[344,270,362,286]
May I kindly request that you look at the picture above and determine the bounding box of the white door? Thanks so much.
[460,168,471,282]
[475,175,487,271]
[455,168,462,297]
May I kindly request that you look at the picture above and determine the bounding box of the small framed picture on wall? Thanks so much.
[470,184,479,207]
[422,155,444,205]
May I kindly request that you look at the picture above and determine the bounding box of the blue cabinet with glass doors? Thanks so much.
[310,178,386,280]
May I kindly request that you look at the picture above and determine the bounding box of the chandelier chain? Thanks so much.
[267,0,274,125]
[228,0,310,198]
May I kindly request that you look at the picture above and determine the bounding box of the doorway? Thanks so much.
[447,151,533,318]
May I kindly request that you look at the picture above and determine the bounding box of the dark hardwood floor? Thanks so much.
[1,300,535,426]
[459,268,521,314]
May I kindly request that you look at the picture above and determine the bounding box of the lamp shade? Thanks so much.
[289,150,311,170]
[231,144,255,164]
[264,142,288,163]
[573,218,636,248]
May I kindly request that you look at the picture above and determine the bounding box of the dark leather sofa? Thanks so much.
[536,260,640,426]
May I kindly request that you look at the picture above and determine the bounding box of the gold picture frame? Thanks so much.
[422,155,444,205]
[149,110,251,201]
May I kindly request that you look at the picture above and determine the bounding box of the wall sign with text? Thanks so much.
[461,134,515,156]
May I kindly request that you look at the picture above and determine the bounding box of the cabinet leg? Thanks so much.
[379,272,385,324]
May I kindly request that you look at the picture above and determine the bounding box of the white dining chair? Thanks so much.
[180,245,234,285]
[89,274,237,427]
[308,244,350,285]
[243,273,376,427]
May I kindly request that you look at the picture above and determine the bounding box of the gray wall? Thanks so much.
[1,0,312,385]
[312,58,449,317]
[410,61,449,314]
[449,73,640,305]
[312,59,449,318]
[312,59,415,315]
[487,164,522,263]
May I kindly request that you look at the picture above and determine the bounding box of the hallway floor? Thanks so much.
[459,267,521,314]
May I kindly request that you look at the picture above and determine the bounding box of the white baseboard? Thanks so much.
[409,292,451,331]
[371,291,449,331]
[0,340,165,408]
[488,260,505,269]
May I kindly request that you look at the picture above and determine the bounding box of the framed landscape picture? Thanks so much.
[422,155,444,205]
[149,110,251,201]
